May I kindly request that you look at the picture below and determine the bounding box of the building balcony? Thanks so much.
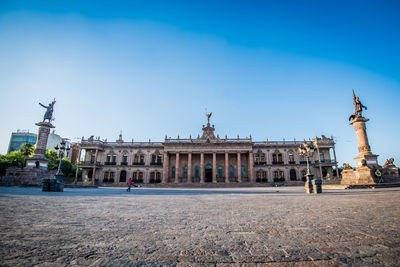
[79,161,102,167]
[133,162,145,166]
[150,162,163,166]
[289,161,296,164]
[254,162,267,166]
[120,162,128,166]
[300,161,308,164]
[272,161,284,165]
[314,159,336,165]
[104,162,117,166]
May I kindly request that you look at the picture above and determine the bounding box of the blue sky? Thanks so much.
[0,0,399,165]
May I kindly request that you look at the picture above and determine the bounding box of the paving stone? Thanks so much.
[0,187,399,265]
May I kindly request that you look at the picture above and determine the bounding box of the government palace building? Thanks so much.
[77,117,339,185]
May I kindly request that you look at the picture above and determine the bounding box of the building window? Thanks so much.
[290,169,297,181]
[229,165,234,177]
[254,153,266,165]
[288,153,295,163]
[241,166,245,177]
[218,166,223,177]
[120,170,127,183]
[123,155,127,162]
[172,167,175,178]
[195,166,199,178]
[134,155,139,163]
[139,155,145,163]
[106,155,111,162]
[183,166,188,178]
[320,152,325,162]
[151,154,156,163]
[112,155,116,162]
[103,172,109,183]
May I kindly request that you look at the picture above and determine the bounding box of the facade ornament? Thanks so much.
[205,112,212,124]
[39,99,56,123]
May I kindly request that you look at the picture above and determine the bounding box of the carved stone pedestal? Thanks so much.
[341,116,379,185]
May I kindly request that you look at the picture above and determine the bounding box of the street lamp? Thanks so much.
[54,139,70,177]
[299,141,322,194]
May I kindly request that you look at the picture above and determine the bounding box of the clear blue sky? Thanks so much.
[0,0,399,165]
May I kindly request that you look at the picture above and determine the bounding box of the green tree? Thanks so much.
[61,158,73,177]
[6,151,25,167]
[20,143,35,166]
[45,149,59,170]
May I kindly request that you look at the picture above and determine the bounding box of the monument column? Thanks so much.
[249,151,254,183]
[200,152,205,183]
[187,152,192,183]
[212,152,217,183]
[225,152,229,183]
[162,152,168,183]
[175,152,180,183]
[237,152,242,183]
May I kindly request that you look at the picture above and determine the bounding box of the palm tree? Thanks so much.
[20,143,34,166]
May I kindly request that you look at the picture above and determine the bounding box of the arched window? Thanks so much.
[322,167,327,177]
[138,172,143,183]
[150,172,155,183]
[109,172,115,183]
[288,152,295,164]
[156,172,161,183]
[120,170,127,183]
[103,172,109,183]
[290,169,297,181]
[195,166,199,178]
[241,166,245,177]
[172,167,175,178]
[218,166,223,177]
[183,166,188,178]
[229,165,234,177]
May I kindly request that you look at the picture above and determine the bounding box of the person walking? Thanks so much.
[127,177,132,192]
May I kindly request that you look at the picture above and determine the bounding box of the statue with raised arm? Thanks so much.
[205,112,212,124]
[39,99,56,123]
[353,89,367,116]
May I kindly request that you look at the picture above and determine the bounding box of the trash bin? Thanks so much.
[42,178,50,192]
[312,179,322,194]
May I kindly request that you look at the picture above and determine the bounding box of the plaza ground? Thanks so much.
[0,187,399,266]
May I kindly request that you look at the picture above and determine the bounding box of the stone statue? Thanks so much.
[39,99,56,123]
[349,89,367,121]
[383,158,395,168]
[343,163,352,170]
[205,112,212,124]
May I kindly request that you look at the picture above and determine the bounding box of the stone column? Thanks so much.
[332,148,340,178]
[200,152,204,183]
[162,152,168,183]
[74,148,82,184]
[225,152,229,183]
[237,152,242,183]
[175,152,180,183]
[315,144,323,179]
[351,117,371,155]
[92,149,98,185]
[249,151,254,183]
[212,152,217,183]
[188,152,192,183]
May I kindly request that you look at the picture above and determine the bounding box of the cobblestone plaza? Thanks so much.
[1,187,399,266]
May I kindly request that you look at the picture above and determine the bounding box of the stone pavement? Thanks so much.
[0,186,399,266]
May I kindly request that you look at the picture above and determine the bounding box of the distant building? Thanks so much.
[7,130,69,154]
[7,130,37,154]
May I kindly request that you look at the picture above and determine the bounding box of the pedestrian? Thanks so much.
[127,177,132,192]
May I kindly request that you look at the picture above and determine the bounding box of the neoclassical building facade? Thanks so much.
[77,120,338,185]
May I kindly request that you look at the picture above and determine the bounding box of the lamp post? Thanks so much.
[299,141,322,194]
[53,139,70,191]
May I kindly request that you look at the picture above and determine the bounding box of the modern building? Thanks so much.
[77,117,339,185]
[7,130,37,154]
[7,130,69,154]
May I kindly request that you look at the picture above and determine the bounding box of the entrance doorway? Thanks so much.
[205,165,212,182]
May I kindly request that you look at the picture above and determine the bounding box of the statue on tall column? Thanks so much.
[39,99,56,123]
[349,89,367,121]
